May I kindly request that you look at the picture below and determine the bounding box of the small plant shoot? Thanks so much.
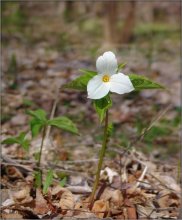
[2,107,78,191]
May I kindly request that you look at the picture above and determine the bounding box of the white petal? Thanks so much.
[87,75,110,99]
[96,51,117,75]
[110,73,134,94]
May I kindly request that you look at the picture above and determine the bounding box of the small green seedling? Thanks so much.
[2,132,30,152]
[43,169,54,194]
[26,108,78,187]
[2,107,78,191]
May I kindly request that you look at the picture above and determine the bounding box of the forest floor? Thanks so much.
[1,4,181,219]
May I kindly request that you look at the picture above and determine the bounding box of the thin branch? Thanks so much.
[45,86,60,142]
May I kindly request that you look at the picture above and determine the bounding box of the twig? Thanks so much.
[57,158,112,164]
[136,104,172,142]
[2,155,93,182]
[135,165,148,188]
[1,155,33,172]
[45,86,60,142]
[1,162,33,172]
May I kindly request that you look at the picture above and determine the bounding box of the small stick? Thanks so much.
[45,86,60,142]
[135,165,148,188]
[137,104,172,142]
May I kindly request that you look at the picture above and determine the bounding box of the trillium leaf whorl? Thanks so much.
[87,51,134,100]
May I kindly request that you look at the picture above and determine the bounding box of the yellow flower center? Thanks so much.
[102,74,110,82]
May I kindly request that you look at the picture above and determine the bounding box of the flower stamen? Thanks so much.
[102,75,110,82]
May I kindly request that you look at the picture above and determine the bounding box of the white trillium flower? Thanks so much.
[87,51,134,99]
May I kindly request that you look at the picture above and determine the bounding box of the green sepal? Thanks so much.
[117,63,127,72]
[93,95,112,123]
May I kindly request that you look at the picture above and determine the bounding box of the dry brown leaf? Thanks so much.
[92,199,109,218]
[51,185,67,196]
[34,188,50,215]
[158,190,180,209]
[12,186,33,204]
[6,166,24,179]
[59,190,75,210]
[127,206,137,220]
[74,202,95,218]
[126,186,141,195]
[159,175,181,193]
[128,174,137,183]
[101,188,124,208]
[100,188,113,201]
[66,180,92,194]
[1,212,23,219]
[111,190,124,207]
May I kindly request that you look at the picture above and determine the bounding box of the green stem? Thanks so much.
[89,110,109,208]
[37,126,46,185]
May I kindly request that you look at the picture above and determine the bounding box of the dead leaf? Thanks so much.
[159,175,181,193]
[10,114,27,126]
[6,166,24,179]
[12,186,33,204]
[34,188,49,215]
[100,188,124,208]
[127,207,137,220]
[51,185,67,196]
[92,199,109,218]
[66,180,92,194]
[1,212,23,219]
[73,202,95,218]
[100,188,113,201]
[59,190,75,211]
[111,190,124,207]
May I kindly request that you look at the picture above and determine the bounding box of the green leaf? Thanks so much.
[33,151,41,161]
[63,68,164,92]
[17,132,26,142]
[63,69,97,91]
[129,74,164,90]
[27,109,47,137]
[43,169,54,194]
[2,137,19,145]
[2,132,30,152]
[21,139,30,152]
[30,118,44,137]
[23,99,34,107]
[48,116,78,134]
[117,63,127,72]
[59,177,67,187]
[34,171,42,188]
[94,95,112,123]
[26,109,47,121]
